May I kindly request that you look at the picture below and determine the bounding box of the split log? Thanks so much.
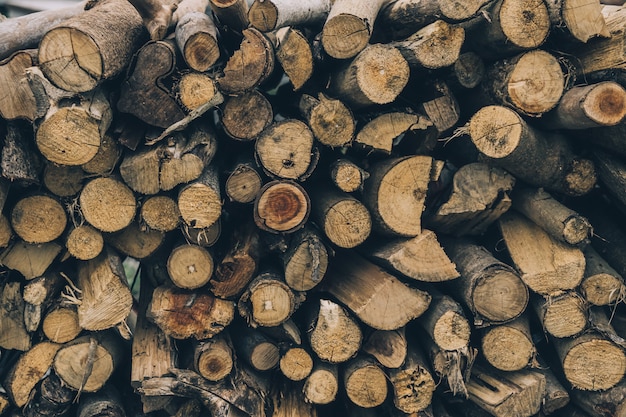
[426,162,515,236]
[53,332,124,393]
[442,238,528,327]
[362,155,437,237]
[553,332,626,391]
[329,159,367,193]
[279,347,313,381]
[117,39,186,128]
[362,327,408,369]
[310,187,371,249]
[468,105,597,197]
[220,90,273,141]
[42,303,82,344]
[126,0,177,40]
[194,333,234,381]
[298,93,355,148]
[354,111,433,155]
[0,281,31,351]
[217,27,275,95]
[176,12,220,72]
[321,0,387,59]
[306,298,362,364]
[248,0,331,32]
[546,0,609,43]
[414,80,461,138]
[177,165,222,229]
[581,245,626,306]
[0,50,41,122]
[322,250,431,330]
[77,248,134,331]
[148,285,235,339]
[266,27,314,91]
[10,194,66,244]
[167,243,214,290]
[329,43,410,108]
[208,0,249,33]
[416,291,471,352]
[0,240,62,280]
[22,272,64,332]
[282,226,328,291]
[388,343,436,414]
[303,361,338,405]
[81,132,121,175]
[343,355,388,408]
[498,211,586,296]
[38,0,147,93]
[254,180,310,234]
[480,315,536,372]
[533,291,588,338]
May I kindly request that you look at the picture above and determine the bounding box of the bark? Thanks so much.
[76,385,126,417]
[208,0,249,33]
[22,372,74,417]
[573,7,626,75]
[571,378,626,417]
[230,326,280,371]
[3,121,42,185]
[594,150,626,212]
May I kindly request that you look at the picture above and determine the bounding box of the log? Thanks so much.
[545,0,609,43]
[22,371,74,417]
[468,105,597,197]
[266,27,314,91]
[343,355,388,408]
[177,165,222,229]
[498,211,586,296]
[81,132,121,175]
[10,194,66,244]
[167,243,214,290]
[442,238,528,327]
[416,291,471,352]
[22,272,64,332]
[581,245,626,306]
[176,72,220,112]
[76,385,126,417]
[176,12,220,72]
[362,327,408,369]
[279,347,313,381]
[231,326,280,371]
[254,180,310,234]
[446,51,486,90]
[42,303,82,344]
[43,163,85,197]
[594,150,626,212]
[306,298,362,364]
[414,80,461,138]
[225,158,264,203]
[388,343,436,414]
[3,121,42,185]
[140,195,181,233]
[0,240,62,280]
[480,315,536,372]
[194,333,234,381]
[298,93,355,148]
[38,0,147,93]
[282,226,329,291]
[0,50,41,122]
[80,177,137,233]
[208,0,249,33]
[354,111,433,155]
[533,291,588,338]
[571,378,626,417]
[220,90,273,141]
[248,0,331,32]
[105,221,165,259]
[329,43,410,108]
[329,159,367,193]
[0,281,31,351]
[303,361,338,405]
[322,250,431,330]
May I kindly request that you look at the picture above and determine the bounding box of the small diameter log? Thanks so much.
[38,0,147,93]
[310,188,371,249]
[254,180,310,234]
[217,27,274,95]
[221,90,273,141]
[117,40,186,128]
[303,361,339,405]
[541,81,626,129]
[498,211,586,296]
[362,327,407,369]
[447,51,486,90]
[298,93,355,148]
[322,250,431,330]
[546,0,609,43]
[363,155,437,237]
[480,315,536,372]
[141,195,181,232]
[512,187,592,246]
[581,245,626,306]
[0,50,41,122]
[321,0,386,59]
[176,12,220,72]
[282,226,328,291]
[416,291,471,352]
[329,44,410,108]
[80,177,136,233]
[167,244,214,290]
[533,291,588,338]
[0,281,30,351]
[148,286,234,339]
[280,347,314,381]
[535,355,571,415]
[177,165,222,229]
[362,229,459,282]
[194,334,234,381]
[466,0,550,59]
[105,221,165,259]
[343,355,388,408]
[390,20,465,71]
[176,72,220,112]
[481,49,564,116]
[329,159,367,193]
[467,365,546,417]
[22,372,74,417]
[231,327,280,371]
[442,238,528,327]
[426,162,515,236]
[354,111,433,155]
[42,304,81,343]
[76,385,126,417]
[77,248,133,331]
[248,0,331,32]
[5,341,61,408]
[388,344,436,414]
[0,241,62,280]
[10,194,67,244]
[255,119,315,181]
[208,0,249,33]
[553,332,626,391]
[469,105,597,197]
[306,298,363,364]
[23,273,64,332]
[225,159,263,203]
[43,164,84,197]
[54,332,124,393]
[238,270,303,328]
[81,132,121,175]
[36,90,111,166]
[266,27,314,91]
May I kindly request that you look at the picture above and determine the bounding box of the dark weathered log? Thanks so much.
[581,245,626,306]
[231,326,280,371]
[22,272,64,332]
[221,90,273,141]
[209,0,249,33]
[76,385,126,417]
[0,281,31,351]
[22,372,74,417]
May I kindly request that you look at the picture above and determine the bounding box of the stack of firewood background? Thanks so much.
[3,0,626,416]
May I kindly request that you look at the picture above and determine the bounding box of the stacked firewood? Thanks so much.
[3,0,626,416]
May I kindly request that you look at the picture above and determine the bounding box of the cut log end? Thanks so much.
[248,0,278,31]
[473,268,529,324]
[562,338,626,391]
[482,325,534,371]
[254,181,310,234]
[499,0,550,50]
[322,14,370,59]
[433,310,472,351]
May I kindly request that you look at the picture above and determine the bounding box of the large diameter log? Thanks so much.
[480,315,536,372]
[38,0,148,93]
[254,180,310,234]
[343,355,388,408]
[498,211,586,296]
[554,332,626,391]
[321,0,386,59]
[80,177,136,233]
[54,332,124,393]
[469,105,597,197]
[148,286,234,340]
[322,250,431,330]
[546,0,609,43]
[248,0,331,32]
[363,155,437,237]
[329,43,410,108]
[10,194,67,244]
[442,238,528,326]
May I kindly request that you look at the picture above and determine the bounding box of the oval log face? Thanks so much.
[254,180,310,233]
